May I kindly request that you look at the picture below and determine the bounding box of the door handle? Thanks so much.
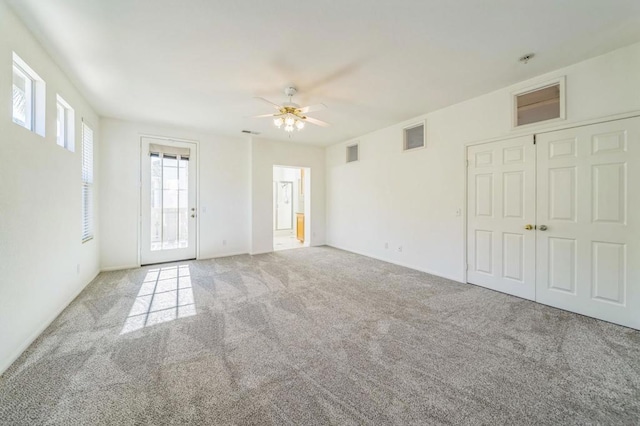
[524,224,533,230]
[539,225,548,231]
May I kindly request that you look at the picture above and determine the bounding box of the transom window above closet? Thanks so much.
[513,77,565,127]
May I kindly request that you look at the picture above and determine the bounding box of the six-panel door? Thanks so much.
[536,117,640,329]
[467,117,639,330]
[467,135,537,300]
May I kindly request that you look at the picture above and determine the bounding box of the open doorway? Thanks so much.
[273,165,310,251]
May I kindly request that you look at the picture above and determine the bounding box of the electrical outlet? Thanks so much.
[222,239,227,246]
[76,264,80,274]
[398,246,403,253]
[385,242,389,249]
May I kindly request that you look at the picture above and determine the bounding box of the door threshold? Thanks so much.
[141,258,196,267]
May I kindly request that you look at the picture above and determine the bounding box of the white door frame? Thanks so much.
[138,135,200,266]
[463,110,640,285]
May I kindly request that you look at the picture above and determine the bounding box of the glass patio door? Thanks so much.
[140,137,197,265]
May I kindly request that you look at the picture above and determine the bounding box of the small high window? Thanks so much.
[346,143,359,163]
[514,78,565,127]
[12,52,45,136]
[56,95,75,151]
[403,122,425,151]
[12,63,32,129]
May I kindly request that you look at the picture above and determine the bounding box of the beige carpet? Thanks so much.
[1,246,639,425]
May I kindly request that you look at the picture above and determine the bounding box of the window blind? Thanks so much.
[149,143,190,158]
[82,122,94,242]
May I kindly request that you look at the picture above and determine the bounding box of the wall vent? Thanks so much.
[403,122,425,151]
[346,143,359,163]
[241,130,261,135]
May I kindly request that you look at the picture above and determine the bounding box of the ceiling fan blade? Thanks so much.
[249,113,276,118]
[298,103,327,114]
[254,97,282,110]
[303,116,330,127]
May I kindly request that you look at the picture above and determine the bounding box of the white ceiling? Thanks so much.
[6,0,640,145]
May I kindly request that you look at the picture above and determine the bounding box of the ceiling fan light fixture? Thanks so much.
[252,86,329,133]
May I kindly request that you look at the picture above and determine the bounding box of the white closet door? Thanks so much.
[467,135,536,300]
[536,117,640,329]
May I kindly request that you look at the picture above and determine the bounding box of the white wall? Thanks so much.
[326,41,640,282]
[251,138,325,254]
[0,2,101,374]
[100,118,251,269]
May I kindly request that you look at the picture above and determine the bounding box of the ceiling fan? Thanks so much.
[251,87,329,132]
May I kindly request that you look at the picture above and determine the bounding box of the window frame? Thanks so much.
[12,52,46,136]
[402,120,426,152]
[511,76,566,129]
[56,95,75,151]
[12,62,34,130]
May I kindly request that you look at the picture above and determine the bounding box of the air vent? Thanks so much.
[346,143,359,163]
[403,122,425,151]
[241,130,261,135]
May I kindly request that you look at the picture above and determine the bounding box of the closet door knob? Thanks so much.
[539,225,548,231]
[524,224,533,230]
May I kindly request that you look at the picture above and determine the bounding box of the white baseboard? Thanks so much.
[0,269,100,377]
[198,251,248,260]
[326,244,464,284]
[250,250,273,256]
